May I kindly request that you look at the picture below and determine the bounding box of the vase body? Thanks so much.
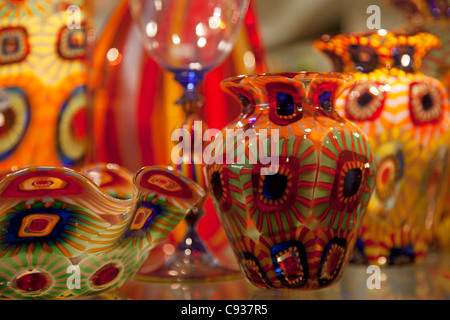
[205,72,376,290]
[0,1,93,170]
[388,0,450,251]
[314,30,450,265]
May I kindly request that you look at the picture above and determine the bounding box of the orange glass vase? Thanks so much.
[205,72,376,290]
[388,0,450,251]
[0,1,93,171]
[314,30,450,265]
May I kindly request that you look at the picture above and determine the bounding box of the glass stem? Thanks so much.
[174,70,206,115]
[172,69,212,262]
[177,207,208,255]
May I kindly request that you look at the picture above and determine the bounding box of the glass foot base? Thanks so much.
[135,249,242,282]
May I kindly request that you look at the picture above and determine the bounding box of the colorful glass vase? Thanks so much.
[313,30,450,265]
[0,164,204,299]
[388,0,450,251]
[0,1,92,170]
[205,72,376,290]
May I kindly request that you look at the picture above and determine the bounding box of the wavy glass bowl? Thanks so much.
[0,163,204,299]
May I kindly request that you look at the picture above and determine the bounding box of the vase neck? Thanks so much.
[221,72,353,122]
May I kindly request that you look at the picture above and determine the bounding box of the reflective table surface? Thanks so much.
[112,250,450,300]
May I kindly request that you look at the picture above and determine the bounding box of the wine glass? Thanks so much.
[129,0,249,281]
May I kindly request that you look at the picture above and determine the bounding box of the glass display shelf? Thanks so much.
[111,250,450,300]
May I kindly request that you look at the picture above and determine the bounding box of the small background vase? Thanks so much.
[314,30,450,265]
[0,0,94,170]
[387,0,450,251]
[205,72,376,290]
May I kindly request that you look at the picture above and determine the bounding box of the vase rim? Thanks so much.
[315,29,432,42]
[312,30,441,74]
[222,71,354,86]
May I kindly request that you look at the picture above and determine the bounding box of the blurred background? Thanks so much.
[95,0,406,73]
